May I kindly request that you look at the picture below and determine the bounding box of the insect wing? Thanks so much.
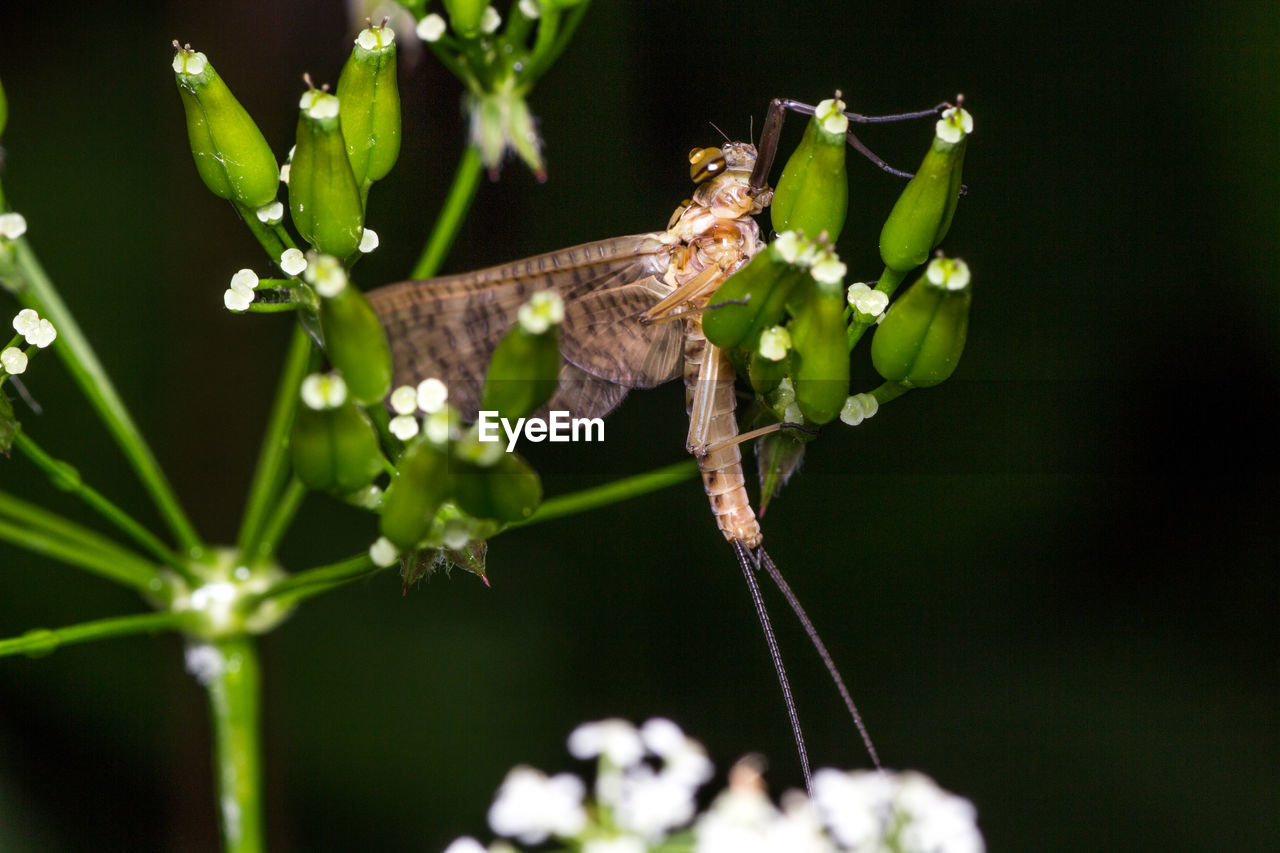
[368,233,680,420]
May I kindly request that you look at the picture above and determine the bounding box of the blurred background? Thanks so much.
[0,0,1275,850]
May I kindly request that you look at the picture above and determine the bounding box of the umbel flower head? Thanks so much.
[443,718,984,853]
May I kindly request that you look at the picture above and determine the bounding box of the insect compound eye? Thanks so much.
[689,146,727,183]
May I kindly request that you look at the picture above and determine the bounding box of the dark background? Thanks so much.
[1,1,1276,850]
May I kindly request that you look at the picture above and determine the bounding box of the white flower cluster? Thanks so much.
[444,719,984,853]
[224,269,260,312]
[846,283,890,323]
[387,377,451,443]
[3,307,59,376]
[516,290,565,335]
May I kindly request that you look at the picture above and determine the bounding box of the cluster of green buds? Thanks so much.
[372,289,562,580]
[411,0,591,177]
[703,98,974,509]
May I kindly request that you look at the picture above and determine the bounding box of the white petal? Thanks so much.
[29,319,58,348]
[369,537,400,568]
[230,268,260,292]
[568,719,644,767]
[280,248,308,276]
[0,212,28,239]
[390,385,419,415]
[1,347,28,375]
[416,378,448,414]
[359,228,380,253]
[389,415,420,441]
[224,288,253,312]
[255,201,284,224]
[416,13,447,42]
[12,308,40,337]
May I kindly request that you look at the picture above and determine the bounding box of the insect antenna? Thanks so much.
[707,121,731,144]
[733,540,813,796]
[756,547,882,770]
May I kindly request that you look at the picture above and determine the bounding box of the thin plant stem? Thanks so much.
[204,636,265,853]
[13,431,185,567]
[0,611,193,659]
[409,145,484,279]
[244,552,379,610]
[515,459,699,527]
[870,379,912,406]
[0,515,162,597]
[253,476,307,558]
[235,204,286,265]
[8,239,204,563]
[236,324,313,561]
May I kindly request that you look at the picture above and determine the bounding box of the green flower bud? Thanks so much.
[172,46,279,208]
[290,399,383,493]
[290,88,365,259]
[453,452,542,523]
[789,256,850,425]
[704,235,808,351]
[481,291,563,419]
[878,105,973,273]
[310,256,393,403]
[380,436,453,551]
[469,86,546,179]
[756,427,809,516]
[444,0,488,36]
[771,97,849,241]
[336,25,401,189]
[871,256,972,387]
[0,73,7,140]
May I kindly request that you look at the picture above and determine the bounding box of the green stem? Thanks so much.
[0,514,163,597]
[244,553,379,610]
[409,145,484,279]
[0,611,193,659]
[516,459,699,527]
[13,432,184,567]
[204,636,264,853]
[8,239,204,561]
[244,300,302,314]
[520,0,592,86]
[237,323,313,561]
[253,476,307,558]
[871,379,913,405]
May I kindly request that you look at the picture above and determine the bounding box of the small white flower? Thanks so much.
[303,91,340,120]
[926,256,971,291]
[184,642,225,686]
[615,763,699,839]
[488,766,587,844]
[0,212,28,239]
[356,25,395,51]
[172,50,208,76]
[814,768,984,853]
[416,377,448,414]
[568,719,644,768]
[518,0,541,19]
[424,408,453,444]
[758,326,791,362]
[280,248,308,276]
[279,162,291,184]
[389,415,420,441]
[772,230,803,264]
[417,13,447,42]
[255,201,284,224]
[390,385,419,415]
[12,308,40,338]
[839,393,879,427]
[441,838,487,853]
[224,288,253,312]
[305,253,348,298]
[300,372,347,410]
[359,228,380,253]
[517,290,564,334]
[1,347,28,375]
[936,105,974,144]
[814,97,849,136]
[230,268,260,294]
[481,6,502,33]
[28,319,57,349]
[810,254,846,286]
[369,536,400,568]
[847,283,889,320]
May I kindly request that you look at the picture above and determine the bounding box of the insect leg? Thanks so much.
[686,340,728,453]
[750,95,953,191]
[700,420,817,455]
[639,265,722,325]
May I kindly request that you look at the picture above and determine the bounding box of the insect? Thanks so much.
[368,98,945,790]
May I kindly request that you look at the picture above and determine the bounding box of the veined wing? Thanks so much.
[367,233,684,420]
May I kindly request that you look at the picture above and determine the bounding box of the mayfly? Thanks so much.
[369,97,948,789]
